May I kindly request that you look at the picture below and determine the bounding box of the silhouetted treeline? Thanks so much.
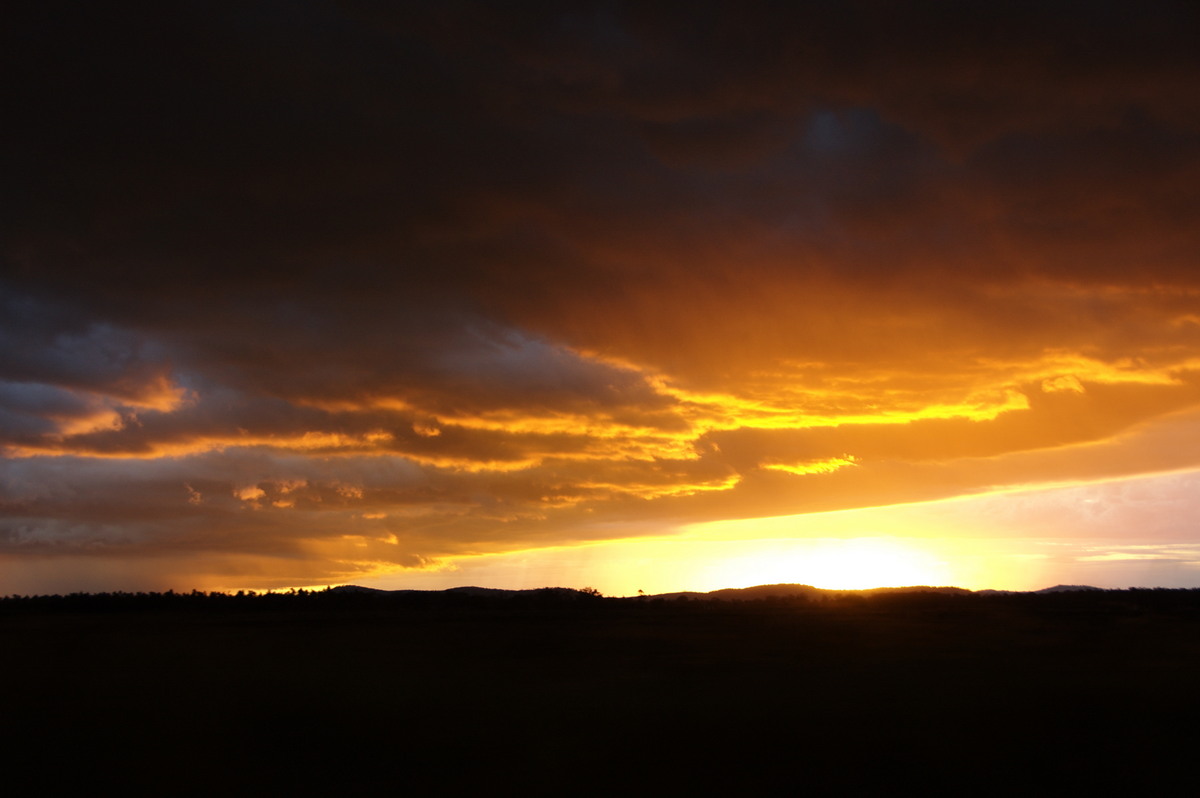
[0,585,610,614]
[5,584,1200,616]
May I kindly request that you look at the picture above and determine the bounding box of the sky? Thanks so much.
[4,1,1200,595]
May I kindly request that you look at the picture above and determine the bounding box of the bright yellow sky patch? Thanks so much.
[762,455,859,476]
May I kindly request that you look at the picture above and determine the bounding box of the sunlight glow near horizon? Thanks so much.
[697,537,951,590]
[344,531,1040,596]
[346,468,1200,596]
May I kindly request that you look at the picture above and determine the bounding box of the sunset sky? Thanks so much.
[5,2,1200,595]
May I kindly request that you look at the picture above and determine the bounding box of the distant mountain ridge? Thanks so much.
[328,585,588,598]
[330,583,1102,600]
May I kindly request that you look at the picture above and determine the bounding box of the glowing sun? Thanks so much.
[705,537,950,590]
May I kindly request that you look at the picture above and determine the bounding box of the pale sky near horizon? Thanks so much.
[335,468,1200,596]
[5,2,1200,594]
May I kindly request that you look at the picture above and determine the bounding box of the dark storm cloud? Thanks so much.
[8,1,1197,295]
[0,289,174,400]
[0,382,94,438]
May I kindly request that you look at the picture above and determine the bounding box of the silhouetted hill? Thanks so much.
[659,583,973,601]
[706,583,827,600]
[636,582,1051,600]
[330,584,589,599]
[863,584,974,595]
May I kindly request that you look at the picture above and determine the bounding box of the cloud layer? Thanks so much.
[4,2,1200,590]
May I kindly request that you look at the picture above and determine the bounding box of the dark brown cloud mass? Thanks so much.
[4,1,1200,591]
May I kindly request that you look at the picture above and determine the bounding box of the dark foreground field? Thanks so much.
[4,588,1199,795]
